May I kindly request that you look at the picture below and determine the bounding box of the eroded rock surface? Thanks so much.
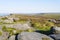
[18,32,54,40]
[8,35,15,40]
[0,32,9,40]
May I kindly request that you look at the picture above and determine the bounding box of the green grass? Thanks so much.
[0,31,2,36]
[42,13,60,19]
[31,21,54,31]
[25,29,34,32]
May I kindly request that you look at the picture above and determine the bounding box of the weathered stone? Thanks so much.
[53,26,60,34]
[5,22,31,30]
[0,32,9,40]
[18,32,54,40]
[3,19,13,23]
[8,35,15,40]
[49,34,60,40]
[0,26,2,30]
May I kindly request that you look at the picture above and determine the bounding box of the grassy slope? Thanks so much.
[0,13,60,31]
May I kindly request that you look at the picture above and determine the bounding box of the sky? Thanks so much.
[0,0,60,14]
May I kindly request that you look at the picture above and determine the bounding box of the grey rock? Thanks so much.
[0,32,9,40]
[6,22,31,30]
[3,19,13,23]
[53,26,60,34]
[8,35,15,40]
[49,34,60,40]
[18,32,54,40]
[0,26,2,30]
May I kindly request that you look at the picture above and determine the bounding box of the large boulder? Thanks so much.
[6,22,31,30]
[18,32,54,40]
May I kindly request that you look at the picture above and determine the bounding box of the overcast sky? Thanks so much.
[0,0,60,14]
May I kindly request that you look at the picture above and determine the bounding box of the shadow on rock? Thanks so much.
[35,27,55,35]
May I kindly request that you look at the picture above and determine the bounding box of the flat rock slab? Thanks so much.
[18,32,54,40]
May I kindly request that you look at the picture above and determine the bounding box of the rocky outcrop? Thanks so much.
[18,32,54,40]
[5,22,31,30]
[3,19,13,23]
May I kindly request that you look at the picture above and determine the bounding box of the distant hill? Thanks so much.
[33,13,60,19]
[0,13,60,19]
